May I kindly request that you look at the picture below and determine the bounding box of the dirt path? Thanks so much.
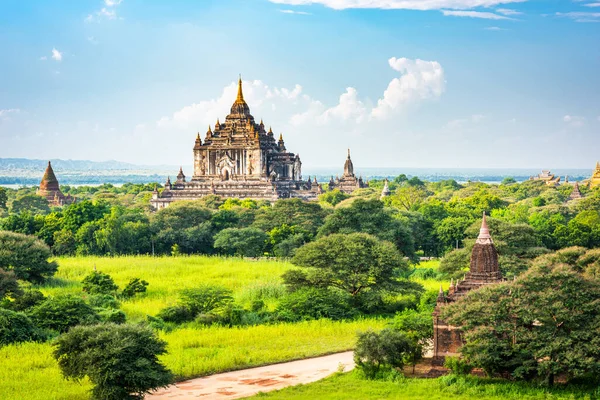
[146,351,354,399]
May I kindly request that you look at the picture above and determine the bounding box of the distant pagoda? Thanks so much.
[432,213,503,363]
[590,162,600,189]
[37,161,74,206]
[569,181,583,201]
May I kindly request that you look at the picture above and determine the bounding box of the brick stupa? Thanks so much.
[432,212,503,363]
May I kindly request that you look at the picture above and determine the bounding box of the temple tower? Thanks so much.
[432,213,503,363]
[380,179,391,200]
[569,181,583,201]
[590,162,600,188]
[37,161,74,206]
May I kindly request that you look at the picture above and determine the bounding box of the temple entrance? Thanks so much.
[222,169,230,181]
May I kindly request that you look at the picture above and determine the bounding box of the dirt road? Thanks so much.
[146,351,354,399]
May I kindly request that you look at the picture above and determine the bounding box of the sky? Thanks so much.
[0,0,599,169]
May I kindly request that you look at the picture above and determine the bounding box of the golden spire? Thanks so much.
[196,132,200,140]
[279,133,283,141]
[236,74,244,102]
[207,125,212,133]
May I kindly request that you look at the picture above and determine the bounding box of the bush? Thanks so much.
[213,227,268,257]
[30,295,100,333]
[99,309,126,324]
[54,323,173,400]
[354,329,412,378]
[7,289,46,312]
[88,294,120,309]
[0,267,22,300]
[121,278,149,299]
[156,305,194,324]
[179,286,233,315]
[276,288,355,321]
[0,231,58,283]
[82,271,118,295]
[0,308,40,345]
[445,356,474,375]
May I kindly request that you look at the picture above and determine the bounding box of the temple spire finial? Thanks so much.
[347,148,351,159]
[476,212,493,244]
[236,75,244,102]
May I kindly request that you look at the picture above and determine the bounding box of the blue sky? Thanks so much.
[0,0,599,169]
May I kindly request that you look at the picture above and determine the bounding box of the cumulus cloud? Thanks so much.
[441,10,514,19]
[485,26,507,30]
[267,0,526,11]
[104,0,123,5]
[371,57,445,119]
[583,2,600,7]
[51,48,63,61]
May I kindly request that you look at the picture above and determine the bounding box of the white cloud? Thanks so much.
[496,8,522,15]
[86,0,122,22]
[441,10,514,19]
[485,26,506,30]
[371,57,445,119]
[0,109,20,120]
[51,48,63,61]
[584,2,600,7]
[556,11,600,22]
[279,9,312,14]
[563,115,586,127]
[39,56,47,61]
[267,0,527,11]
[321,88,367,123]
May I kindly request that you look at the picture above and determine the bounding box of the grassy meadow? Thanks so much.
[255,371,598,400]
[41,255,292,321]
[3,255,390,400]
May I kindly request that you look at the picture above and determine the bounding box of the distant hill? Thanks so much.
[0,158,172,171]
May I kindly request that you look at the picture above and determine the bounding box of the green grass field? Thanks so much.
[41,256,292,321]
[3,256,388,400]
[254,371,597,400]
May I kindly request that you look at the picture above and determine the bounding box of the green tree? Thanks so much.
[354,328,412,378]
[0,309,40,345]
[389,309,434,373]
[318,199,415,260]
[121,278,149,299]
[54,323,172,400]
[213,227,268,257]
[0,231,58,283]
[442,263,600,385]
[287,233,409,297]
[319,189,349,206]
[0,268,22,301]
[82,271,119,295]
[30,295,99,333]
[0,187,8,209]
[252,198,328,238]
[178,286,233,315]
[9,194,50,214]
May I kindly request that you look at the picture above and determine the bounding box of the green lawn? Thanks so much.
[41,255,292,321]
[254,371,597,400]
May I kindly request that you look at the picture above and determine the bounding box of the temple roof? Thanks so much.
[40,161,60,192]
[343,149,354,177]
[475,212,493,245]
[227,76,253,121]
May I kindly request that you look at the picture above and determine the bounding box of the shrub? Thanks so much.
[354,329,412,378]
[7,289,46,312]
[82,271,118,295]
[276,288,355,321]
[0,231,58,283]
[445,356,474,376]
[30,295,100,333]
[156,305,194,324]
[179,286,233,315]
[213,227,268,257]
[0,267,22,300]
[0,309,40,345]
[54,323,173,400]
[88,294,120,309]
[99,309,127,324]
[121,278,149,299]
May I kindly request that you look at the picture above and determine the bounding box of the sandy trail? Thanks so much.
[146,351,354,400]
